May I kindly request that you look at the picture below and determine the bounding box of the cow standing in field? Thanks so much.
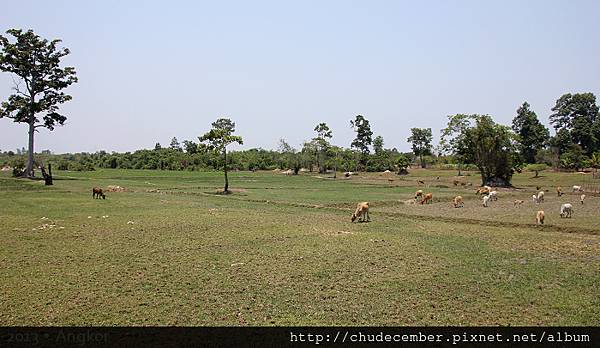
[453,196,464,208]
[92,187,106,199]
[351,202,370,222]
[420,193,433,204]
[536,210,545,225]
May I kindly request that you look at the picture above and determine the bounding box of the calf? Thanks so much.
[92,187,106,199]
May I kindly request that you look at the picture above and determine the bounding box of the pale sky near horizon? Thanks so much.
[1,0,599,154]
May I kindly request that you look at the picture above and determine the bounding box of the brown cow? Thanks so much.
[420,193,433,204]
[351,202,370,222]
[92,187,106,199]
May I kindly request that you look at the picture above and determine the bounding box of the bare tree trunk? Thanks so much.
[223,148,229,193]
[40,163,53,185]
[26,121,35,177]
[333,152,337,179]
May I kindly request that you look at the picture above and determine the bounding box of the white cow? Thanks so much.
[560,203,573,218]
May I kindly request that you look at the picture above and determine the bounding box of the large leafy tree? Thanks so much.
[199,118,243,193]
[458,115,518,186]
[313,122,332,173]
[373,135,384,155]
[0,29,78,177]
[439,114,476,176]
[349,115,373,169]
[549,93,600,155]
[511,102,549,163]
[407,128,433,168]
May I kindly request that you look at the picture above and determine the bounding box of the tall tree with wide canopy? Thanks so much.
[511,102,549,163]
[549,93,600,155]
[459,115,518,186]
[199,118,243,193]
[349,115,373,169]
[0,29,78,177]
[407,128,433,168]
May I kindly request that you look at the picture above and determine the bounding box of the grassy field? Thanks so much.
[1,168,599,325]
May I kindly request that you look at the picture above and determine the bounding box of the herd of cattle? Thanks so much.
[90,177,584,226]
[351,183,586,225]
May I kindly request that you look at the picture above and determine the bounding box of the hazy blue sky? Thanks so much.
[1,0,599,154]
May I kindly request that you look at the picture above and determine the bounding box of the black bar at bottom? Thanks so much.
[0,327,597,348]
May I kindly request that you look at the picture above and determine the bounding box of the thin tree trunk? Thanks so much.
[333,152,337,179]
[223,148,229,192]
[26,121,35,177]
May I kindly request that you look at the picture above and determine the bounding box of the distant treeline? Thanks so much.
[0,144,432,174]
[2,92,600,184]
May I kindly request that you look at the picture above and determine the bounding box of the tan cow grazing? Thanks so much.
[513,199,524,207]
[537,191,545,203]
[415,189,424,200]
[453,196,464,208]
[556,186,563,197]
[420,193,433,204]
[351,202,370,222]
[580,194,586,204]
[476,186,491,195]
[536,210,545,225]
[92,187,105,199]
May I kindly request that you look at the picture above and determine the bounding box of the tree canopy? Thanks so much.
[455,115,518,186]
[199,118,243,193]
[512,102,549,164]
[550,93,600,155]
[0,29,78,177]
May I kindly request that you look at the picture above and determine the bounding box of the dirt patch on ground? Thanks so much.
[213,188,248,195]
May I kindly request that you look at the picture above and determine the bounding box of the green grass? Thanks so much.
[1,168,599,325]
